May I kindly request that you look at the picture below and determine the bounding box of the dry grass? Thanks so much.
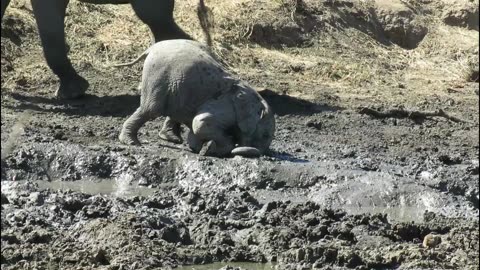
[1,0,478,110]
[174,0,478,106]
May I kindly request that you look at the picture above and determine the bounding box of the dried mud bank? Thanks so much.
[1,0,479,269]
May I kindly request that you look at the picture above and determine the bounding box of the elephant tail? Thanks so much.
[111,47,151,67]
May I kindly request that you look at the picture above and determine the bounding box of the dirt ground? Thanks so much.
[1,0,479,269]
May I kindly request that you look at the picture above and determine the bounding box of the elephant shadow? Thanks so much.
[257,88,342,116]
[8,87,341,118]
[8,92,140,118]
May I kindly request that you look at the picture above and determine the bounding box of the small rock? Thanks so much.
[422,234,441,248]
[138,177,149,186]
[28,192,44,206]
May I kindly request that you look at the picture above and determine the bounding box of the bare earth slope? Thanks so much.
[1,0,479,269]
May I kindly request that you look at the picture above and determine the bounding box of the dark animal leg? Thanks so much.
[31,0,88,99]
[130,0,191,42]
[1,0,11,20]
[197,0,213,47]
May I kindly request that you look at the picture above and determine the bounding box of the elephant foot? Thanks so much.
[119,132,141,146]
[159,128,183,144]
[199,140,217,157]
[187,131,202,154]
[56,75,89,100]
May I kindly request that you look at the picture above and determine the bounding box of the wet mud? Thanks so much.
[1,100,478,269]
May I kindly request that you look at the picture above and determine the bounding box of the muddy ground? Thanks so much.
[1,0,479,269]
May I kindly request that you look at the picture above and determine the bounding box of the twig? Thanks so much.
[357,107,471,124]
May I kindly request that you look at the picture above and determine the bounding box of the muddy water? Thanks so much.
[1,178,159,198]
[2,140,477,223]
[176,262,275,270]
[0,169,442,224]
[175,154,477,223]
[4,179,428,223]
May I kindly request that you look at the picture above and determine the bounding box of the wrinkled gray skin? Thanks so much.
[119,40,275,157]
[1,0,190,144]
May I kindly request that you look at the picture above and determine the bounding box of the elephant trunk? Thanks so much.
[231,146,261,158]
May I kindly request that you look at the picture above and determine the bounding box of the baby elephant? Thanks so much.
[119,40,275,157]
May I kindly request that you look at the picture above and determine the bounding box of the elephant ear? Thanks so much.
[231,84,265,140]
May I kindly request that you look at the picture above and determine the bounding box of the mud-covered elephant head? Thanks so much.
[231,82,275,154]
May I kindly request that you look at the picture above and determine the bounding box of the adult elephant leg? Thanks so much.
[130,0,191,42]
[1,0,11,20]
[31,0,88,99]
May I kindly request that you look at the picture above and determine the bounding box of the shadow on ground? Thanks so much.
[258,88,342,116]
[8,92,139,118]
[7,89,341,118]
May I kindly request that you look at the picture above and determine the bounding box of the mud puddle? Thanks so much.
[3,139,478,224]
[1,178,160,198]
[2,177,433,223]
